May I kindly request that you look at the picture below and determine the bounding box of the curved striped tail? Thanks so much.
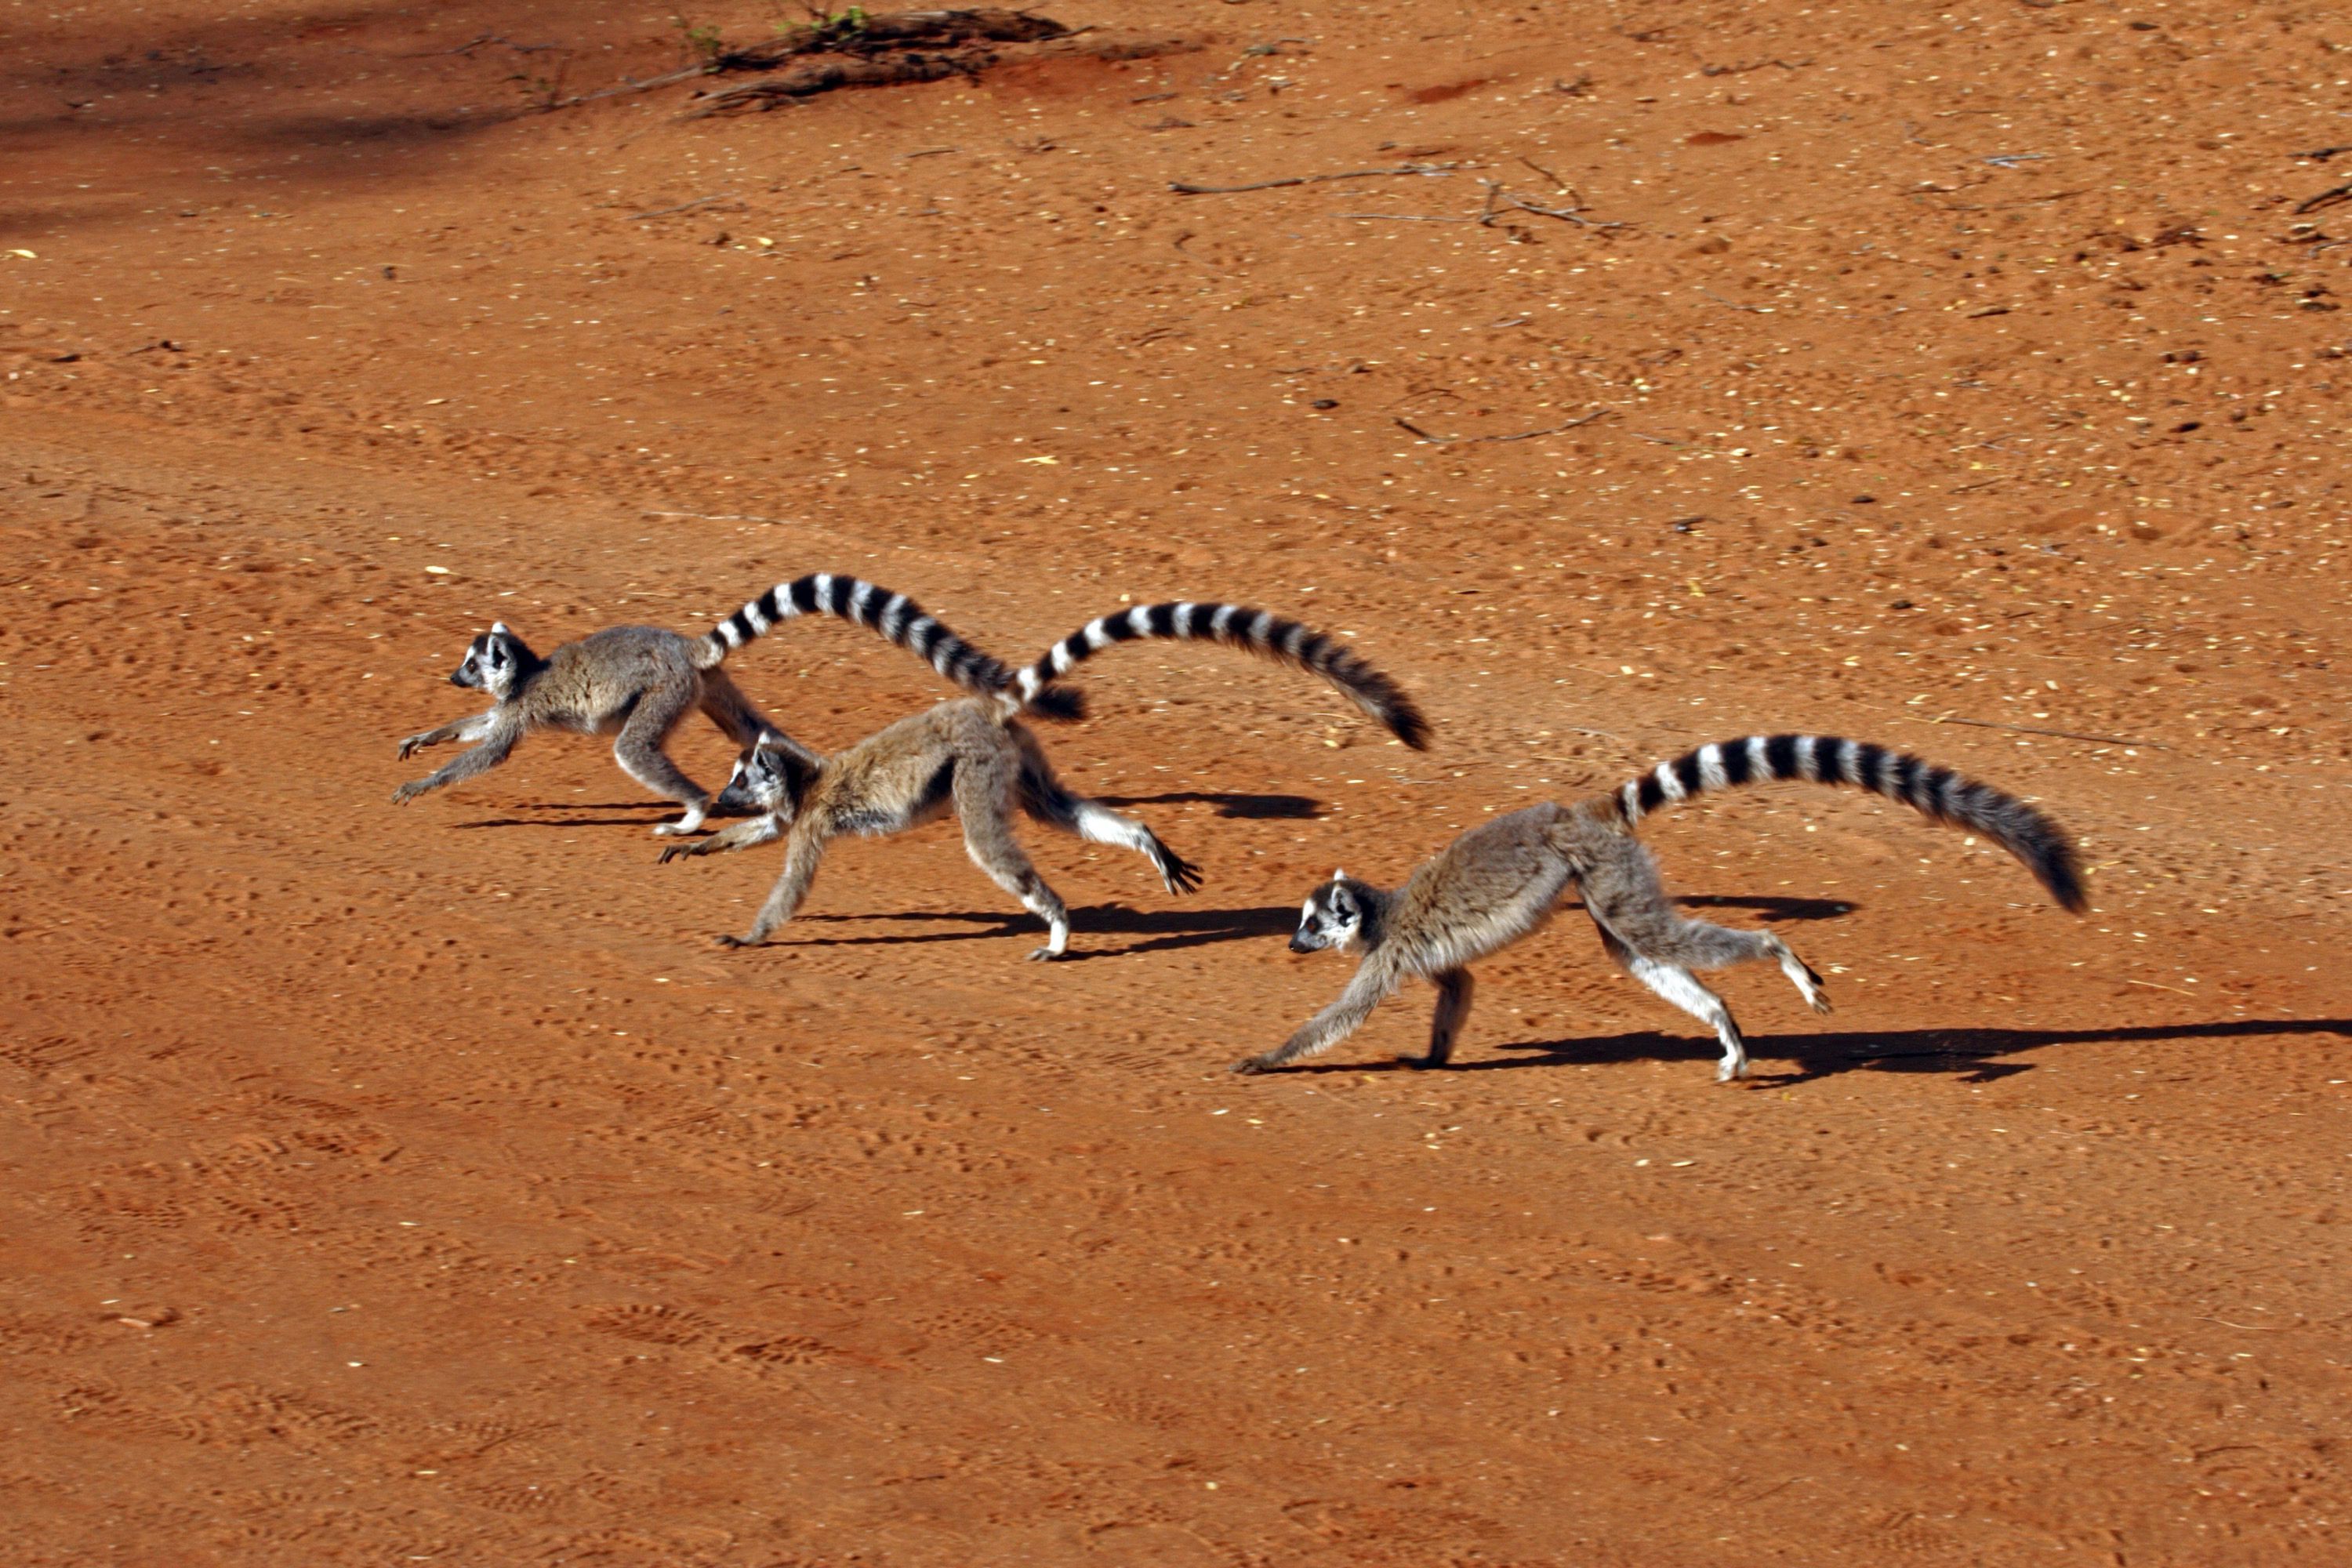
[693,572,1082,718]
[1007,601,1431,749]
[1608,733,2086,913]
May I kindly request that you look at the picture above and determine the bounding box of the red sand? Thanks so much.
[3,3,2347,1562]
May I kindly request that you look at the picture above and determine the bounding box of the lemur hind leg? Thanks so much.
[697,666,777,749]
[1581,831,1834,1018]
[1411,967,1475,1070]
[612,686,710,836]
[1595,926,1755,1083]
[956,750,1072,960]
[1013,735,1202,895]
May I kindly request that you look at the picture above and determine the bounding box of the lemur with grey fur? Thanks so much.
[1243,733,2085,1081]
[392,573,1058,834]
[659,601,1430,957]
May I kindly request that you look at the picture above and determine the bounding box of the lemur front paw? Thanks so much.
[1809,992,1835,1017]
[656,841,698,864]
[395,736,428,760]
[1229,1054,1274,1076]
[712,933,758,949]
[1026,945,1064,962]
[390,780,431,805]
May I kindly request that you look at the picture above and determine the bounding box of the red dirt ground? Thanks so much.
[4,2,2349,1563]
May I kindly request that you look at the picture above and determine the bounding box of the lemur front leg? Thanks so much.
[656,815,783,863]
[1411,967,1476,1070]
[395,711,495,760]
[391,721,519,804]
[714,820,833,948]
[1232,958,1403,1075]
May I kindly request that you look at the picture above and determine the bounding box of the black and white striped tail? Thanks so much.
[1009,601,1431,749]
[693,573,1076,712]
[1612,733,2086,913]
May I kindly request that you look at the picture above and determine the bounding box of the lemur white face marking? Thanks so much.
[1289,880,1361,953]
[710,732,807,822]
[451,628,522,700]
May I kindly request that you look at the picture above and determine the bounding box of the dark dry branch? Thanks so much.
[2295,144,2352,161]
[1392,408,1609,444]
[681,24,1198,116]
[1171,164,1459,194]
[1917,714,2169,750]
[2294,182,2352,216]
[686,51,982,113]
[1477,181,1631,230]
[1514,154,1572,191]
[574,9,1072,105]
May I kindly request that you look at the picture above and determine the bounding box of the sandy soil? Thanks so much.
[4,2,2349,1562]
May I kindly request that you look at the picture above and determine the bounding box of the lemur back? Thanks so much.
[391,573,1032,834]
[1243,733,2084,1082]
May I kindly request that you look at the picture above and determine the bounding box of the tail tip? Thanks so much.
[1027,684,1087,723]
[2038,842,2090,914]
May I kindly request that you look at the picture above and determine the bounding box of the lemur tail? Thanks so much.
[1005,601,1432,749]
[1604,733,2086,913]
[692,572,1084,719]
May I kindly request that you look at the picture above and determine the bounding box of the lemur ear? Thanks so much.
[1332,866,1346,882]
[489,621,509,637]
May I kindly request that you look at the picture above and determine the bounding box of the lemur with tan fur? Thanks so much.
[391,573,1058,834]
[1243,733,2085,1081]
[660,601,1430,958]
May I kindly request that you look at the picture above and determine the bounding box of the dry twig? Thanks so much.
[1392,408,1609,444]
[2294,182,2352,216]
[1171,163,1458,194]
[1915,713,2169,749]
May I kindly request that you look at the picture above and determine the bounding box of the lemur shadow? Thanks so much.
[1096,791,1323,820]
[1361,1017,2352,1085]
[782,903,1298,959]
[451,800,764,829]
[1649,894,1856,924]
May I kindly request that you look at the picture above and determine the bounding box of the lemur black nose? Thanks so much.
[448,672,470,686]
[1288,933,1316,953]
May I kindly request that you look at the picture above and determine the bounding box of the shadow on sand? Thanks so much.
[1265,1018,2352,1085]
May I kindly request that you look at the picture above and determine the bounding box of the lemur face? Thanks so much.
[713,732,817,821]
[1289,871,1363,953]
[451,622,525,700]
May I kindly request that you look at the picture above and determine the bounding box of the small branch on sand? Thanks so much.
[1392,408,1610,444]
[2294,181,2352,216]
[1171,163,1460,195]
[1914,713,2169,750]
[1477,180,1632,230]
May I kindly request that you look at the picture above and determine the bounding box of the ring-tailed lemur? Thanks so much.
[659,600,1429,957]
[391,573,1065,834]
[1241,733,2085,1081]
